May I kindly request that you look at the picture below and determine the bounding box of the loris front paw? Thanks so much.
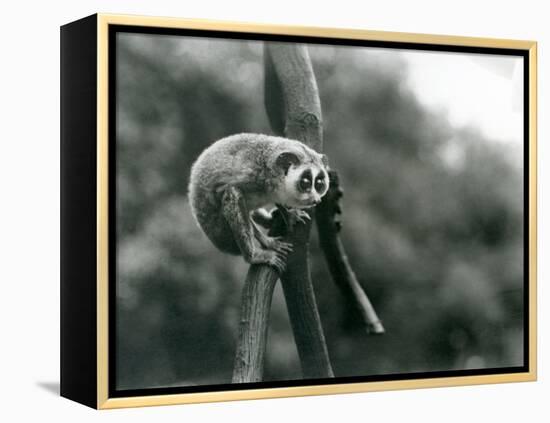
[273,204,312,230]
[284,208,311,229]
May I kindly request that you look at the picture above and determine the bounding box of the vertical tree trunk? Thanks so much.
[264,43,334,378]
[233,40,383,383]
[232,42,333,383]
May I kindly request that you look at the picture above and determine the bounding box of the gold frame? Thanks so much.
[95,13,537,409]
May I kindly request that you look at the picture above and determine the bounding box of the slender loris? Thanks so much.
[188,133,330,273]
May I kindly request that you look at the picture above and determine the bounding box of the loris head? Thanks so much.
[273,145,330,209]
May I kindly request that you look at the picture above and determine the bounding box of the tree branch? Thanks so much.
[232,265,279,383]
[316,171,385,334]
[264,43,323,150]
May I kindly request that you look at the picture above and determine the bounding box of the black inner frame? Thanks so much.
[108,24,531,399]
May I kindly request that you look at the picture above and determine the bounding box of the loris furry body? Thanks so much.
[188,133,329,272]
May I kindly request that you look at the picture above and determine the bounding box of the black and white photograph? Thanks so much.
[5,0,550,420]
[113,27,528,395]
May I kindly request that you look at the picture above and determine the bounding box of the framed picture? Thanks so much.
[60,13,537,409]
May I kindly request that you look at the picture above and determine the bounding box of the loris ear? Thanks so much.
[275,151,301,174]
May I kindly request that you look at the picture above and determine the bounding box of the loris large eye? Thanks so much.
[314,172,327,194]
[298,169,312,192]
[299,176,312,191]
[314,178,326,193]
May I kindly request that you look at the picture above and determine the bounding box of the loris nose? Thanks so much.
[313,198,321,205]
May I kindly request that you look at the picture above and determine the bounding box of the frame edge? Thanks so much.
[97,13,110,410]
[60,13,99,410]
[96,12,536,49]
[94,13,538,409]
[528,41,537,381]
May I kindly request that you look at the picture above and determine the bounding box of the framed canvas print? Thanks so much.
[60,13,537,409]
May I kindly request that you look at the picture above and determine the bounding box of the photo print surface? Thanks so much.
[113,29,526,394]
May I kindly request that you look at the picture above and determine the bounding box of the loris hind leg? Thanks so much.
[221,186,289,273]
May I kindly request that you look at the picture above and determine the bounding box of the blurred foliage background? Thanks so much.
[115,33,524,390]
